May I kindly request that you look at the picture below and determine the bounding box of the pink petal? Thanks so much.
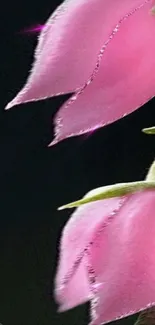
[21,24,45,34]
[56,256,90,312]
[51,0,155,145]
[87,190,155,325]
[55,191,126,311]
[6,0,145,110]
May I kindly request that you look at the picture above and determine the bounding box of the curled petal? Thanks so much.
[87,190,155,325]
[51,0,155,145]
[55,194,127,311]
[6,0,147,112]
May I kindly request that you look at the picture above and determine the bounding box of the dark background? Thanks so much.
[0,1,155,324]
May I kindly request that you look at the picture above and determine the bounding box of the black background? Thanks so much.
[0,1,155,324]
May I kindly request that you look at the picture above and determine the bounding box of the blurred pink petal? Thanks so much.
[51,0,155,145]
[21,24,45,34]
[55,192,126,311]
[5,1,153,145]
[55,189,155,325]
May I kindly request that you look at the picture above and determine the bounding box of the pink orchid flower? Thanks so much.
[6,0,155,145]
[55,168,155,325]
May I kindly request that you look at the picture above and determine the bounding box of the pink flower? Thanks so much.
[55,183,155,325]
[5,0,155,145]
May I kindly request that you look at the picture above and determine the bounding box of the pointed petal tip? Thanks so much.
[5,98,20,110]
[48,139,59,147]
[4,103,11,110]
[57,305,66,313]
[48,136,64,147]
[48,141,56,147]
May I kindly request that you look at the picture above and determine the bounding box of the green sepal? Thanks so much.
[58,181,155,210]
[142,127,155,135]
